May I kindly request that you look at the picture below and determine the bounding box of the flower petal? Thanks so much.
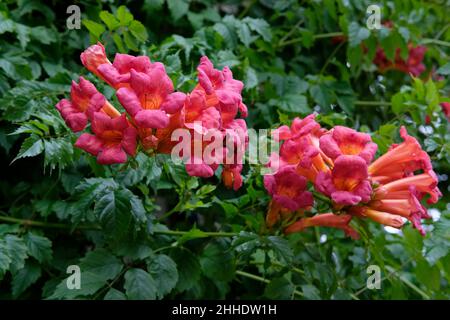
[135,109,169,129]
[75,133,102,155]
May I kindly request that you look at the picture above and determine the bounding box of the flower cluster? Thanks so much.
[56,43,248,190]
[264,115,442,239]
[373,43,427,77]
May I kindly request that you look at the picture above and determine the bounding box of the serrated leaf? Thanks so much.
[83,20,105,38]
[147,254,178,298]
[94,189,134,239]
[265,276,294,299]
[23,232,52,263]
[124,268,157,300]
[129,20,148,42]
[99,11,120,30]
[167,0,189,20]
[237,22,253,47]
[12,261,41,297]
[170,248,200,292]
[116,6,134,26]
[243,17,272,41]
[49,249,123,299]
[200,242,235,282]
[436,62,450,75]
[348,22,370,47]
[267,236,293,263]
[4,235,28,273]
[104,288,127,300]
[12,135,44,163]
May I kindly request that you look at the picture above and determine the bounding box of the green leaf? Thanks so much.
[245,66,258,89]
[99,11,120,30]
[167,0,190,21]
[237,22,253,47]
[0,242,12,279]
[265,276,294,299]
[267,236,293,263]
[336,95,355,115]
[104,288,127,300]
[4,235,28,273]
[214,19,238,48]
[391,92,405,114]
[129,20,148,42]
[124,268,157,300]
[15,23,30,48]
[243,17,272,41]
[12,135,44,163]
[124,30,139,51]
[12,261,41,297]
[43,137,74,171]
[301,284,321,299]
[23,232,52,263]
[147,254,178,298]
[94,189,134,239]
[83,20,105,39]
[29,26,56,45]
[310,84,332,110]
[113,33,126,52]
[200,242,235,282]
[116,6,134,26]
[436,62,450,75]
[49,249,123,299]
[170,248,201,292]
[348,22,370,47]
[275,94,309,113]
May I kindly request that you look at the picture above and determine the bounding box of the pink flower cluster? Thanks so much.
[264,115,442,239]
[56,43,248,190]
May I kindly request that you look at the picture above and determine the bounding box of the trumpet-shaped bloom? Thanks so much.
[195,56,247,122]
[80,42,110,81]
[369,126,433,184]
[350,126,442,235]
[271,115,330,182]
[353,171,441,235]
[175,57,248,189]
[116,67,182,129]
[264,166,313,211]
[75,112,137,164]
[55,77,111,132]
[284,213,359,239]
[315,155,372,206]
[319,126,378,164]
[222,164,243,191]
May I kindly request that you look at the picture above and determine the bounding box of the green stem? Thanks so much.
[421,38,450,47]
[279,32,344,47]
[319,41,345,74]
[238,0,257,19]
[236,270,304,297]
[158,201,183,221]
[385,266,430,300]
[278,19,304,46]
[354,100,391,106]
[0,215,100,230]
[154,229,237,237]
[0,215,237,237]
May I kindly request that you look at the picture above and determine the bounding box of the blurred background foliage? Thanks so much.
[0,0,449,300]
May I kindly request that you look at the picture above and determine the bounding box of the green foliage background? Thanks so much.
[0,0,449,300]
